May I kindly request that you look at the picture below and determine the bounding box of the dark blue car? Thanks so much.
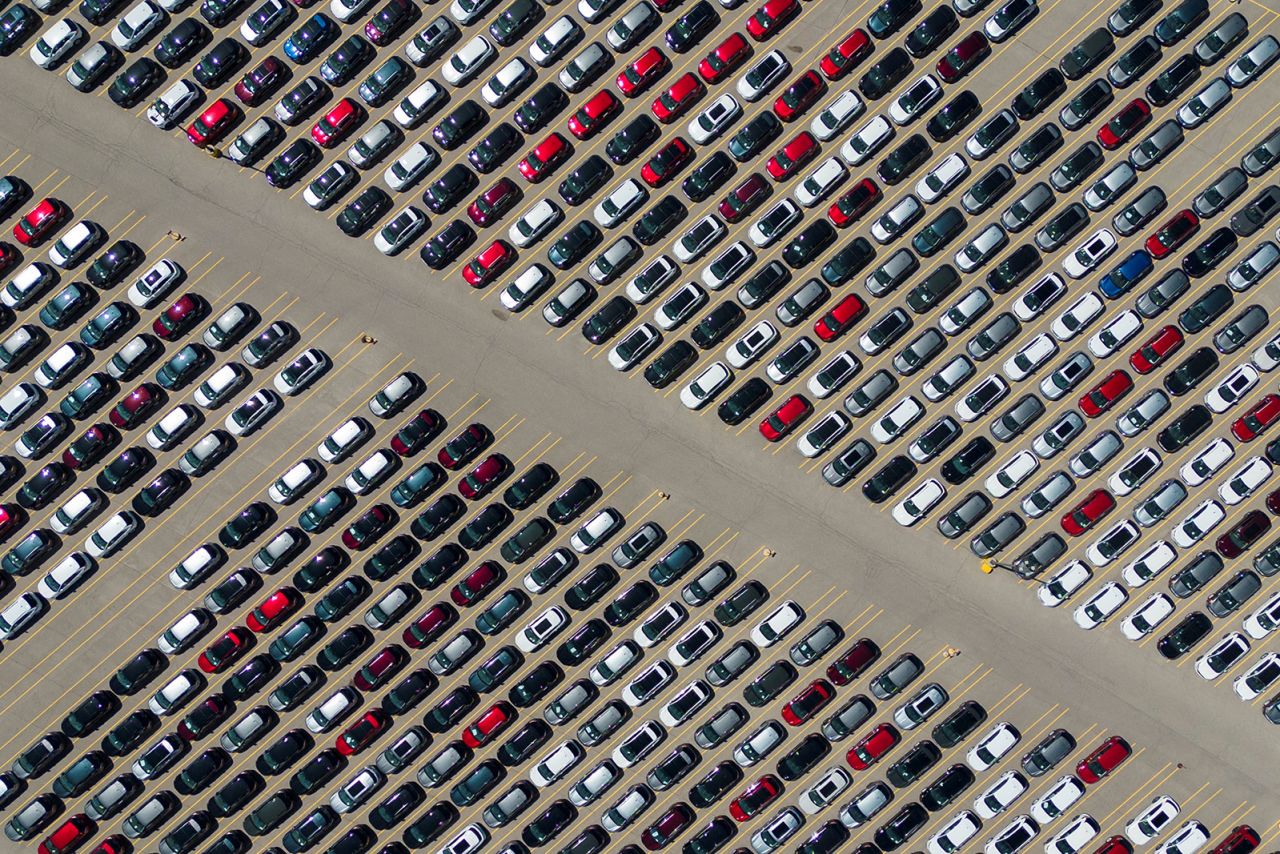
[1099,249,1153,298]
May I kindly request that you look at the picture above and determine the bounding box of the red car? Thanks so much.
[336,709,390,756]
[641,804,696,851]
[392,408,444,456]
[312,98,362,147]
[1061,489,1116,536]
[459,454,510,499]
[847,722,900,770]
[235,56,285,105]
[403,602,457,648]
[827,638,881,685]
[829,178,881,227]
[746,0,800,41]
[518,132,570,183]
[641,137,694,187]
[820,27,872,79]
[1212,826,1260,854]
[467,177,521,226]
[1079,370,1133,417]
[461,239,515,287]
[198,627,254,673]
[1097,98,1151,149]
[63,423,114,470]
[1145,209,1200,258]
[781,679,834,725]
[1076,735,1131,783]
[729,774,783,821]
[1095,838,1135,854]
[186,98,238,147]
[775,70,826,122]
[814,294,867,341]
[699,32,752,82]
[568,89,622,139]
[451,561,503,606]
[936,31,990,81]
[767,131,818,180]
[353,645,409,691]
[246,588,301,632]
[109,383,162,429]
[462,701,516,748]
[342,503,393,550]
[0,504,19,541]
[1232,394,1280,441]
[760,394,812,441]
[14,198,66,246]
[38,815,95,854]
[1216,509,1271,558]
[1129,325,1183,373]
[438,423,490,469]
[153,293,201,339]
[652,73,705,124]
[719,172,771,222]
[618,46,670,96]
[0,242,16,275]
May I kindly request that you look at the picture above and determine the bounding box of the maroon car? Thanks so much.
[451,561,504,606]
[936,31,990,82]
[467,177,521,226]
[109,383,163,429]
[642,803,696,850]
[827,638,881,685]
[235,55,285,105]
[403,603,458,648]
[353,645,409,691]
[719,172,771,222]
[63,423,116,469]
[458,454,512,500]
[342,503,393,550]
[153,293,202,340]
[391,408,444,456]
[438,423,492,470]
[1217,509,1272,558]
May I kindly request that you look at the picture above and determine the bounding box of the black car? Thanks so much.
[371,782,426,831]
[582,295,637,344]
[868,0,922,38]
[421,220,477,269]
[412,543,467,589]
[320,34,374,85]
[1157,404,1212,451]
[1154,0,1209,46]
[904,4,957,57]
[863,455,918,502]
[284,806,341,852]
[926,89,981,141]
[337,186,392,237]
[1156,611,1212,658]
[108,648,167,696]
[87,240,142,288]
[564,564,619,610]
[1182,229,1237,278]
[878,134,932,185]
[193,38,247,87]
[645,340,698,388]
[718,377,772,425]
[450,759,505,807]
[777,733,831,781]
[498,719,553,766]
[424,687,480,733]
[1146,53,1200,106]
[102,709,159,756]
[289,749,343,796]
[133,468,189,516]
[875,803,929,851]
[155,19,211,69]
[424,163,479,214]
[468,122,522,173]
[987,243,1042,292]
[860,47,914,100]
[605,113,661,164]
[604,580,659,626]
[784,220,838,268]
[1163,346,1218,395]
[81,0,128,25]
[61,691,118,739]
[18,463,72,511]
[317,625,373,670]
[919,763,976,811]
[365,535,420,581]
[886,741,941,787]
[558,155,613,206]
[523,800,577,848]
[667,0,719,52]
[382,668,439,715]
[728,112,784,162]
[175,748,232,796]
[940,437,996,483]
[547,478,600,524]
[224,654,279,701]
[209,771,265,818]
[1011,68,1067,118]
[691,302,745,350]
[515,82,570,134]
[548,221,603,269]
[1059,26,1114,79]
[557,620,611,666]
[682,151,737,203]
[294,547,349,594]
[689,761,743,808]
[265,139,321,189]
[109,57,163,108]
[490,0,543,46]
[822,237,877,286]
[633,195,687,245]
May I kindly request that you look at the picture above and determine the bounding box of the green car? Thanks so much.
[60,372,114,419]
[39,283,94,330]
[299,488,354,533]
[156,344,211,389]
[359,56,412,106]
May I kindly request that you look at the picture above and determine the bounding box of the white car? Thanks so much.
[799,767,852,815]
[1087,310,1142,358]
[1233,651,1280,700]
[659,680,713,726]
[726,320,779,369]
[1153,823,1210,854]
[1062,229,1117,279]
[345,450,396,495]
[31,19,84,69]
[591,642,641,686]
[956,222,1008,273]
[622,660,676,707]
[1030,777,1086,824]
[393,80,446,128]
[968,723,1021,772]
[1219,456,1272,504]
[331,0,376,21]
[1181,438,1234,486]
[929,811,983,854]
[224,390,280,437]
[1045,815,1099,854]
[516,606,570,653]
[1127,797,1181,845]
[892,479,945,526]
[751,600,804,647]
[974,770,1029,819]
[1243,591,1280,639]
[127,259,182,308]
[1194,632,1249,680]
[1171,499,1225,548]
[811,89,865,141]
[1254,330,1280,371]
[871,395,925,443]
[85,511,140,559]
[842,114,895,165]
[481,56,534,106]
[273,348,327,396]
[797,412,850,458]
[1073,582,1128,629]
[736,49,790,101]
[1050,293,1104,340]
[443,35,496,86]
[680,361,731,409]
[795,157,848,208]
[702,241,755,291]
[689,93,742,145]
[871,195,923,243]
[916,153,970,205]
[594,179,647,229]
[635,603,687,649]
[509,199,564,248]
[956,375,1010,422]
[889,74,942,126]
[568,761,622,807]
[986,451,1039,499]
[606,323,660,371]
[1205,364,1259,412]
[1038,561,1091,607]
[570,508,623,553]
[1121,593,1175,640]
[530,741,585,788]
[985,815,1040,854]
[1004,334,1058,382]
[656,282,708,330]
[1176,78,1231,128]
[111,0,163,50]
[1120,540,1176,588]
[808,351,861,398]
[749,199,801,247]
[675,215,727,263]
[530,15,580,65]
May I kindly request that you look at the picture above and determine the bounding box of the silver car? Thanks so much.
[1032,411,1086,458]
[1021,471,1074,517]
[1225,35,1279,87]
[1214,305,1268,353]
[1176,77,1231,128]
[1130,120,1183,170]
[844,369,898,416]
[1227,241,1280,292]
[1242,127,1280,177]
[1194,11,1247,65]
[1069,430,1123,477]
[937,491,992,539]
[1134,478,1188,527]
[1116,388,1170,435]
[1000,181,1054,232]
[1083,162,1137,211]
[1114,185,1167,235]
[967,312,1020,361]
[1193,167,1248,218]
[923,354,976,401]
[894,328,946,375]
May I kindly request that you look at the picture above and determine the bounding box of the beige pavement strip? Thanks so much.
[668,510,706,541]
[0,147,19,171]
[187,254,226,285]
[878,622,919,656]
[511,431,555,466]
[703,529,740,562]
[698,525,733,554]
[1209,803,1255,836]
[0,345,404,759]
[599,472,635,503]
[145,232,178,254]
[109,208,136,230]
[1095,755,1172,828]
[736,546,772,575]
[30,167,58,193]
[118,213,148,239]
[9,154,30,173]
[446,392,484,420]
[988,682,1029,715]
